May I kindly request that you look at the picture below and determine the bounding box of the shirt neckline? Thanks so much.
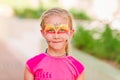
[43,53,71,59]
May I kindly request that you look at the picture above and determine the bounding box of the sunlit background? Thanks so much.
[0,0,120,80]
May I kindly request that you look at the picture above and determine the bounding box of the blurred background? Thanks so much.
[0,0,120,80]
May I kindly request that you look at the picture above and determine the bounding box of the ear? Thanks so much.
[40,30,45,37]
[70,29,74,37]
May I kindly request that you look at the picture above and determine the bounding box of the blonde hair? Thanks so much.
[40,8,73,53]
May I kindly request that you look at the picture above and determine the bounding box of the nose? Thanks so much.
[53,32,59,39]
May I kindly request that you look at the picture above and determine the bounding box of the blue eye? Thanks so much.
[46,29,55,34]
[60,29,65,32]
[58,29,68,34]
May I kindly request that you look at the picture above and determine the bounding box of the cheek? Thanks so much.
[44,34,53,40]
[61,34,70,40]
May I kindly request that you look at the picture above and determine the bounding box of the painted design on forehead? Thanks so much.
[44,24,69,34]
[53,23,60,30]
[55,25,59,30]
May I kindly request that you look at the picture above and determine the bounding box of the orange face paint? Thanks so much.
[44,24,69,34]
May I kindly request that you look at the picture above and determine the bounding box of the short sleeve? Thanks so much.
[68,56,85,74]
[26,53,46,74]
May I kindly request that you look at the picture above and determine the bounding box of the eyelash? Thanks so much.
[58,29,68,33]
[59,29,67,33]
[46,29,68,34]
[47,29,55,33]
[49,29,54,32]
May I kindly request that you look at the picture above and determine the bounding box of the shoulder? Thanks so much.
[26,53,46,64]
[26,53,46,74]
[67,56,85,74]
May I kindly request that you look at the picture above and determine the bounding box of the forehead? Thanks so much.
[45,15,68,25]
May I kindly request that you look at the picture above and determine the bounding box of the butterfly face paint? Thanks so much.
[44,24,70,34]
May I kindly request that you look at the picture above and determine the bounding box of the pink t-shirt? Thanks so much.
[26,53,85,80]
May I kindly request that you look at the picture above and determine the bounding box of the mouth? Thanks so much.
[52,41,62,43]
[52,41,63,43]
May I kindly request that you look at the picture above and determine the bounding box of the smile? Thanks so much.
[52,41,63,43]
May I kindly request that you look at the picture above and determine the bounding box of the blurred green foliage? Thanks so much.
[14,7,46,19]
[72,24,120,63]
[14,7,91,20]
[69,9,91,20]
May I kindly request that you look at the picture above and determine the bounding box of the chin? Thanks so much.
[52,46,64,50]
[49,44,65,50]
[48,41,67,50]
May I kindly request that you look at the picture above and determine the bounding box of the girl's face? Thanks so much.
[41,15,74,50]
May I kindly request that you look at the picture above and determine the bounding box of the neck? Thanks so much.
[46,47,67,57]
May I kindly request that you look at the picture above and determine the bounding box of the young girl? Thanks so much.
[24,8,85,80]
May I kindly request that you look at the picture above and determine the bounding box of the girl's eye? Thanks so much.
[60,29,65,32]
[58,29,68,34]
[46,29,55,33]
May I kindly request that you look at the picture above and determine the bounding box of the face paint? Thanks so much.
[44,24,69,34]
